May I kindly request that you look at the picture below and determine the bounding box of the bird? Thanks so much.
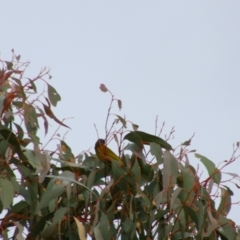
[94,139,121,163]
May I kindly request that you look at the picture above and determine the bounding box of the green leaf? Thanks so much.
[170,188,182,212]
[0,95,5,114]
[150,142,163,165]
[195,153,221,184]
[84,169,96,205]
[23,149,42,172]
[28,212,55,238]
[36,171,75,212]
[11,200,29,213]
[171,232,193,240]
[217,215,237,240]
[99,212,111,240]
[111,161,137,195]
[13,123,24,140]
[195,153,215,174]
[131,158,141,184]
[218,187,232,216]
[124,131,172,150]
[52,207,68,223]
[0,128,21,152]
[181,167,195,191]
[28,79,37,93]
[47,83,61,107]
[5,61,13,70]
[60,140,74,162]
[122,218,134,233]
[162,151,178,189]
[183,205,199,227]
[0,178,14,209]
[24,104,39,143]
[94,223,104,240]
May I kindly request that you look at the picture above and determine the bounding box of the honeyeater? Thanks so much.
[95,139,121,162]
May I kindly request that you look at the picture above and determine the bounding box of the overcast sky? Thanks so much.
[1,1,240,223]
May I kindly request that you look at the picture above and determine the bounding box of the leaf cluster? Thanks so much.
[0,53,239,240]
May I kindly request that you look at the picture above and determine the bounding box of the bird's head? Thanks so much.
[95,139,105,150]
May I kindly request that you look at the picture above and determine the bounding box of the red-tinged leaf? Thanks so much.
[0,71,14,86]
[42,103,70,129]
[1,92,17,116]
[99,83,108,92]
[45,97,51,108]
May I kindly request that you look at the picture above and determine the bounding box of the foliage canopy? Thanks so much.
[0,52,239,240]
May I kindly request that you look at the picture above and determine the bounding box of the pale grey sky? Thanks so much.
[1,1,240,223]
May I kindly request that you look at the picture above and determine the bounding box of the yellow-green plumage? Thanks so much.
[95,139,121,162]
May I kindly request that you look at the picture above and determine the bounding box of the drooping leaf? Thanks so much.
[42,103,70,129]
